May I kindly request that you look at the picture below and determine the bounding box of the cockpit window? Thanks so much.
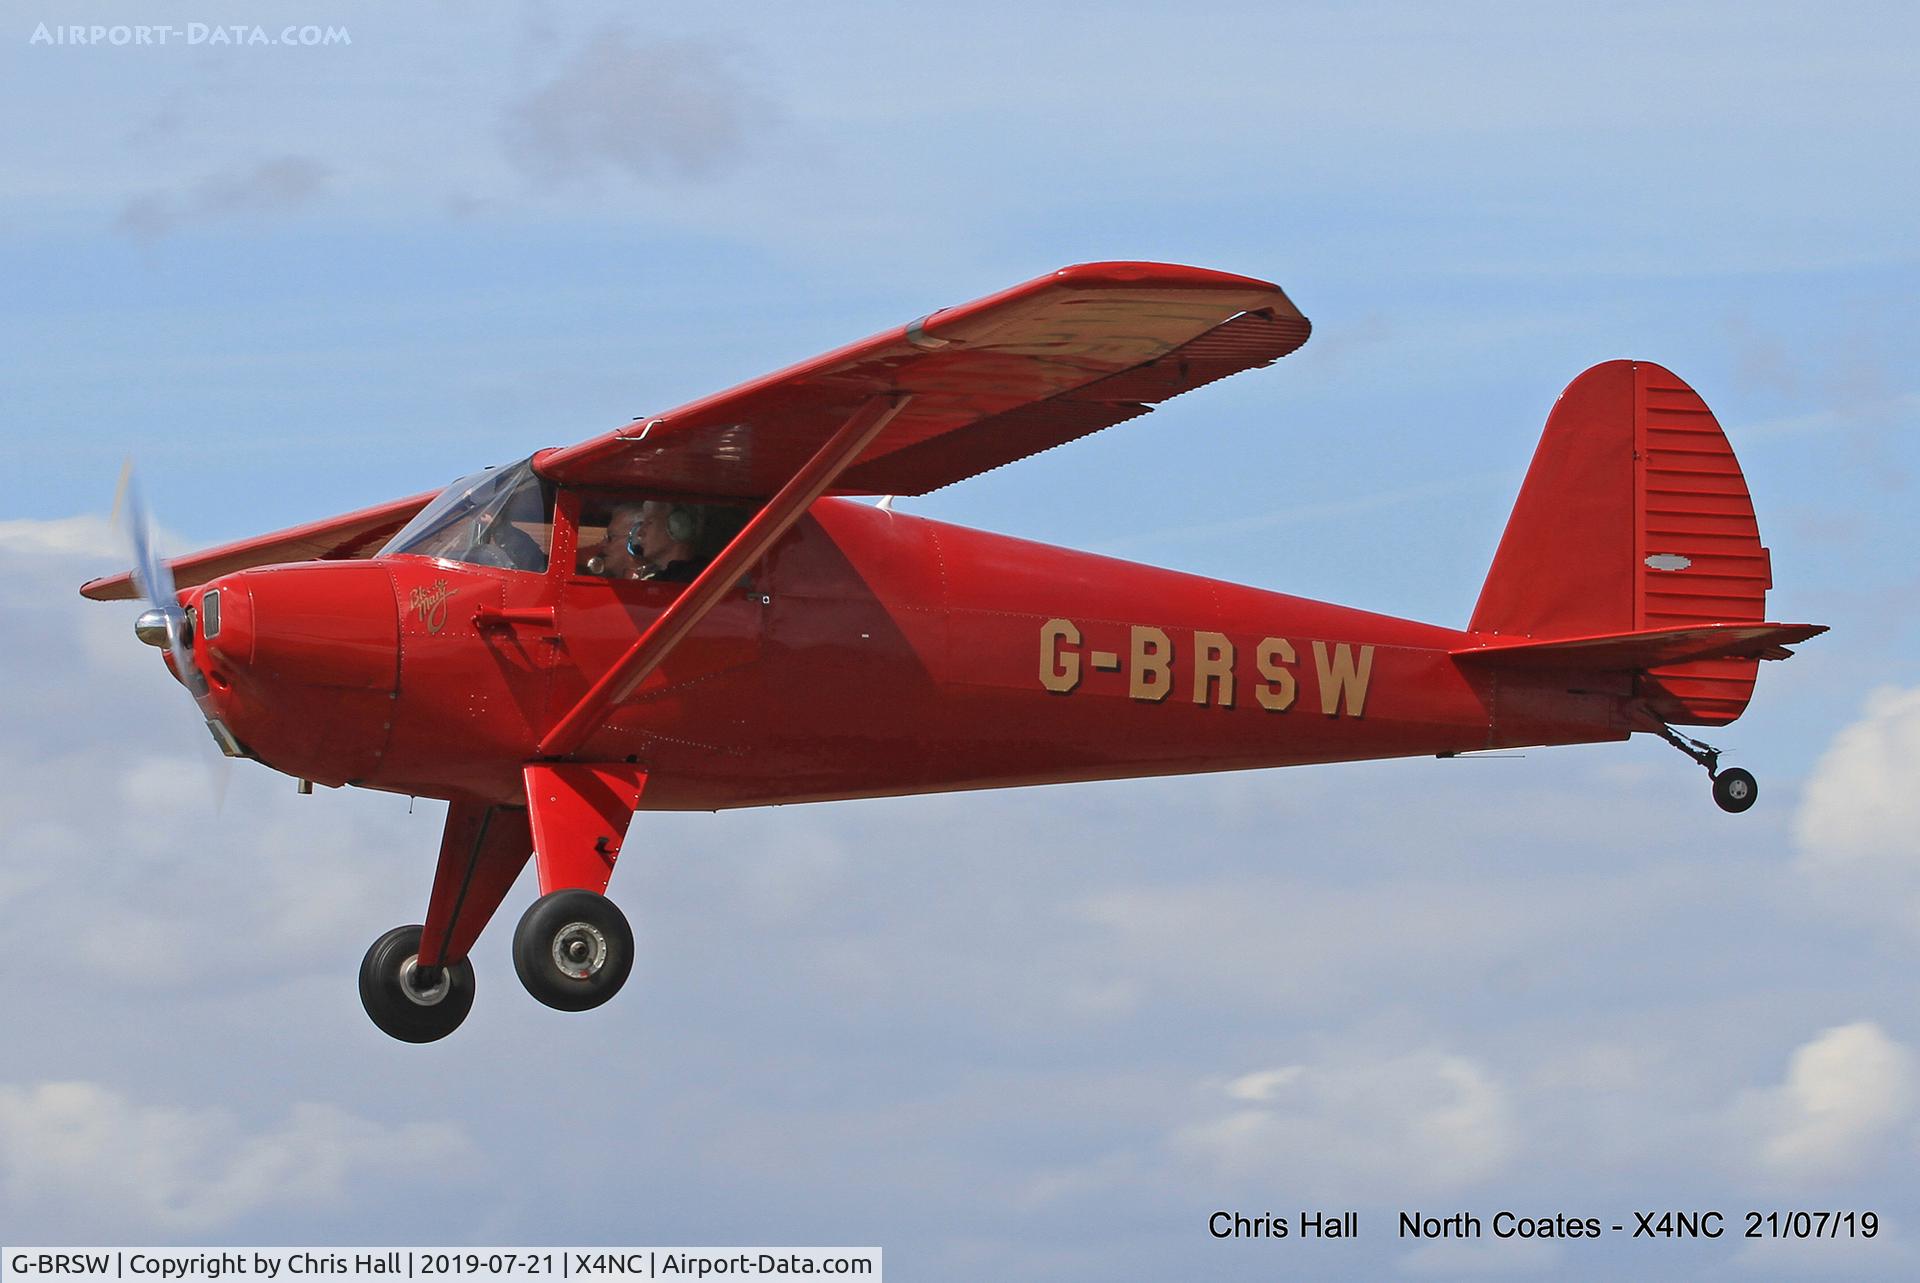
[575,496,750,583]
[380,459,555,572]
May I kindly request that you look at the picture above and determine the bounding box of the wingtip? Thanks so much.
[1052,261,1285,294]
[79,573,134,602]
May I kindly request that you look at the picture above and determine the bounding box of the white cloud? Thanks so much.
[1738,1022,1916,1185]
[0,514,117,558]
[1172,1048,1518,1200]
[120,756,212,815]
[0,524,445,991]
[0,502,1899,1266]
[1224,1066,1304,1102]
[501,28,771,184]
[1794,685,1920,932]
[1071,859,1711,1015]
[0,1080,474,1235]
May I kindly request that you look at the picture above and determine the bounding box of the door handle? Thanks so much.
[472,605,556,629]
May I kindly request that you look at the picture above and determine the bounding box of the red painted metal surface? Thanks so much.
[1629,362,1774,725]
[149,368,1822,810]
[536,262,1307,498]
[82,264,1825,1005]
[1469,359,1783,726]
[418,801,533,967]
[1454,622,1825,671]
[538,394,907,756]
[169,496,1635,810]
[524,764,649,896]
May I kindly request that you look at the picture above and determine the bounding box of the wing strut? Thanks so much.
[536,393,911,758]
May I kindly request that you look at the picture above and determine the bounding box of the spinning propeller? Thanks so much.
[117,462,205,696]
[113,460,235,805]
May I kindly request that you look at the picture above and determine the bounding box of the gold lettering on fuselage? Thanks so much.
[1039,618,1081,692]
[1255,637,1298,711]
[1312,640,1375,717]
[1129,626,1173,702]
[1034,620,1373,717]
[409,578,456,635]
[1192,631,1235,707]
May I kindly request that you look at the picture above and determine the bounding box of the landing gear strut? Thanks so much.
[360,769,648,1041]
[1649,722,1758,814]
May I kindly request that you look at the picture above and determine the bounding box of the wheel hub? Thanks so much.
[398,955,450,1006]
[552,922,608,980]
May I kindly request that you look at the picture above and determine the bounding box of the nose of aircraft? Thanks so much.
[192,562,400,785]
[201,562,399,690]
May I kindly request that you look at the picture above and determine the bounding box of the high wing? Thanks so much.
[81,263,1306,614]
[79,488,435,601]
[537,263,1307,754]
[536,261,1309,497]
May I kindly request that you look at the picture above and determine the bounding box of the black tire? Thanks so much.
[358,925,475,1043]
[1712,767,1758,814]
[513,890,634,1012]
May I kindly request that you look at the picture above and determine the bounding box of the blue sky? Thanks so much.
[2,2,1918,1278]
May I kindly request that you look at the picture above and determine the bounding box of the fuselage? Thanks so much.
[177,497,1631,809]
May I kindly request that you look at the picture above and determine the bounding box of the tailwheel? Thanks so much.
[358,924,475,1043]
[1647,719,1760,815]
[1712,767,1758,814]
[513,889,634,1012]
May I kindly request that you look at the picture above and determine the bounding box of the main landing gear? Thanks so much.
[358,765,651,1043]
[359,926,476,1044]
[1650,721,1759,814]
[513,890,635,1011]
[357,897,636,1042]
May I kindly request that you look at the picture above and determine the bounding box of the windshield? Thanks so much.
[380,459,555,572]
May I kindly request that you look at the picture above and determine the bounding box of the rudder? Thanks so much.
[1470,361,1774,726]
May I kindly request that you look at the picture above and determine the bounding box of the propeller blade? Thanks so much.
[117,460,241,813]
[117,461,207,700]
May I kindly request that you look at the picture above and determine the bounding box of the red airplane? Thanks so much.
[82,262,1825,1042]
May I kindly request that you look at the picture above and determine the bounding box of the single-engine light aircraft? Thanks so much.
[83,263,1826,1042]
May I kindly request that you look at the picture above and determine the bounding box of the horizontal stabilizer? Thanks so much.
[1454,622,1827,671]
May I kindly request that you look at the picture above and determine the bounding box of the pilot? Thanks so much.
[633,501,701,582]
[585,504,649,579]
[583,502,701,581]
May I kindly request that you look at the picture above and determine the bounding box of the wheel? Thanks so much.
[513,890,634,1012]
[358,925,475,1043]
[1712,767,1758,814]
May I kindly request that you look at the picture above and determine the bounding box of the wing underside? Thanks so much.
[79,489,434,601]
[536,262,1309,497]
[82,263,1308,599]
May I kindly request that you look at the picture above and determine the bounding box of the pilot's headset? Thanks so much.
[625,503,701,559]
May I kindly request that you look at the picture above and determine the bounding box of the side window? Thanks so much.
[575,497,750,584]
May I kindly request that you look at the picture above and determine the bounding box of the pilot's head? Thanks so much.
[595,504,648,578]
[635,501,698,574]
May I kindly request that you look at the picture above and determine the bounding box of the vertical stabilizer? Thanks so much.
[1470,361,1773,725]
